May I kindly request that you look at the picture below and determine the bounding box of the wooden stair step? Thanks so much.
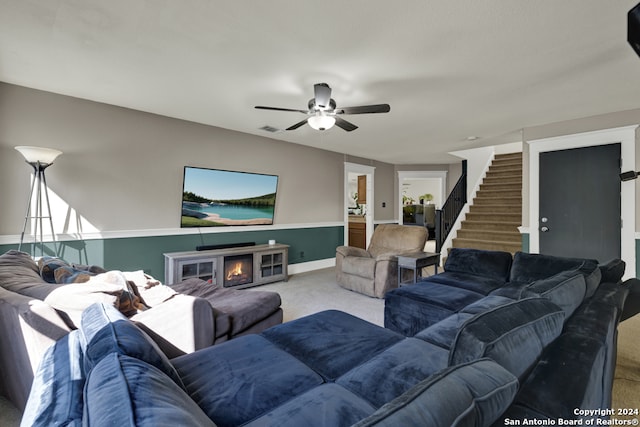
[483,175,522,183]
[476,189,522,198]
[494,152,522,161]
[479,182,522,191]
[452,238,522,253]
[472,196,522,205]
[465,212,521,222]
[457,229,521,241]
[489,165,521,172]
[483,176,522,184]
[468,205,521,214]
[460,220,521,232]
[490,162,522,170]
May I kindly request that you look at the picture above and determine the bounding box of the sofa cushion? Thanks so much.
[598,258,625,284]
[384,283,485,336]
[414,295,516,350]
[522,270,586,318]
[171,278,281,335]
[20,330,85,427]
[460,294,517,315]
[444,248,513,282]
[414,313,474,350]
[0,250,65,301]
[509,251,600,288]
[262,310,404,381]
[172,334,323,427]
[83,353,216,427]
[353,359,518,427]
[449,297,565,380]
[0,250,41,281]
[422,271,507,295]
[80,303,185,390]
[337,338,448,408]
[243,383,376,427]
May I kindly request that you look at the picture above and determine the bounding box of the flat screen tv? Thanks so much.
[181,166,278,227]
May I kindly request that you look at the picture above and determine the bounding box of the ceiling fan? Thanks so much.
[255,83,390,132]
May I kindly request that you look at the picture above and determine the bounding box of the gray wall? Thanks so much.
[0,83,398,239]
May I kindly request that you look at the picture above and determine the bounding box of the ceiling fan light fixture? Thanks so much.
[308,113,335,131]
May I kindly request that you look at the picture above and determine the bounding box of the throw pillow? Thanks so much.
[522,270,587,318]
[38,256,71,283]
[443,248,513,281]
[449,297,565,380]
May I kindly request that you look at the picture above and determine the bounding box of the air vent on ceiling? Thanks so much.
[259,125,282,133]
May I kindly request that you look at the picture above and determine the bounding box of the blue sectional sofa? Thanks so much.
[19,248,633,426]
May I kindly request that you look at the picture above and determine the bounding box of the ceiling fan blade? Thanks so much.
[255,106,308,114]
[314,83,332,109]
[336,104,390,115]
[286,119,309,131]
[334,117,358,132]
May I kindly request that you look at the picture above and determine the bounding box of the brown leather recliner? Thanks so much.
[335,224,428,298]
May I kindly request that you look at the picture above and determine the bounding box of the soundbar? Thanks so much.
[196,242,256,251]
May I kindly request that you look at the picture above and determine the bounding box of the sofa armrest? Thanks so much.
[131,294,216,358]
[336,245,370,258]
[0,287,72,410]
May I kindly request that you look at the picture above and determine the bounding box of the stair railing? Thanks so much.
[435,161,467,253]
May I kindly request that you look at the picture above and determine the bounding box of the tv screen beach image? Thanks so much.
[181,167,278,227]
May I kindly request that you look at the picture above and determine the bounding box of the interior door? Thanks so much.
[539,143,621,261]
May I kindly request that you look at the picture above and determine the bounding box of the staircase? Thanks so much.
[452,152,522,253]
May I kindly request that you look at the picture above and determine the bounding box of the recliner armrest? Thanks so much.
[336,245,370,258]
[374,253,399,262]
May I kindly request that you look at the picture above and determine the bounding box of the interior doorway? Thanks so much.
[344,163,375,248]
[397,170,447,228]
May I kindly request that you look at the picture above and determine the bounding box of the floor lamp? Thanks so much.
[15,146,63,257]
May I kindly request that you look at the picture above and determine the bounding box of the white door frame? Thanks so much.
[344,162,375,247]
[397,171,448,224]
[528,125,636,279]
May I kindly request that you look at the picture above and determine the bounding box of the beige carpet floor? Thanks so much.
[253,267,385,326]
[0,395,21,426]
[612,312,640,418]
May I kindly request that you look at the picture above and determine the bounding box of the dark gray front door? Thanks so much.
[539,143,621,261]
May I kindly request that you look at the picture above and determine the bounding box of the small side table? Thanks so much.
[397,252,441,286]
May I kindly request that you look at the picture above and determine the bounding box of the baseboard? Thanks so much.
[289,258,336,275]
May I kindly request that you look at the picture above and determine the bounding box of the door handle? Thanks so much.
[541,226,549,232]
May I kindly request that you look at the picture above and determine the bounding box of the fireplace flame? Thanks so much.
[226,262,244,280]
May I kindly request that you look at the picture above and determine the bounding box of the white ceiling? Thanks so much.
[1,1,640,164]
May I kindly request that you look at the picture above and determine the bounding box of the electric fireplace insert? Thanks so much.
[224,254,254,287]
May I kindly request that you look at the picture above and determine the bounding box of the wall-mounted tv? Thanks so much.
[181,166,278,227]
